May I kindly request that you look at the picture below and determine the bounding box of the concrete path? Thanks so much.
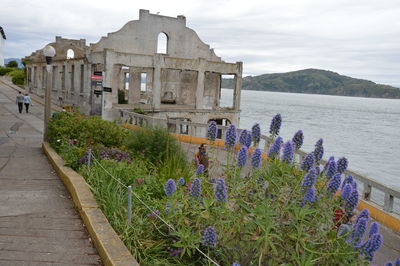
[0,79,101,265]
[181,142,400,265]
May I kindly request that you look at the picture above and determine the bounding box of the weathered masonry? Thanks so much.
[24,10,242,132]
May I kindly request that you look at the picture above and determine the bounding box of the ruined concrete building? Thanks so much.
[24,10,242,132]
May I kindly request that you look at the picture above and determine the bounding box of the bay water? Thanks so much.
[220,89,400,203]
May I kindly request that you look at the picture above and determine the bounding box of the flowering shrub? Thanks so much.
[267,136,282,159]
[237,146,248,168]
[281,141,294,164]
[207,121,218,141]
[292,129,304,150]
[251,123,261,146]
[225,124,237,150]
[50,113,380,265]
[269,113,282,136]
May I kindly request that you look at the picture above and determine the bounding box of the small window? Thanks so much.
[140,73,147,92]
[157,32,168,54]
[67,49,74,59]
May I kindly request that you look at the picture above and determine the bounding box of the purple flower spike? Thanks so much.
[302,168,317,190]
[342,175,354,189]
[326,173,341,195]
[239,130,252,148]
[386,263,394,266]
[267,136,283,159]
[251,148,262,168]
[207,121,218,141]
[369,222,379,238]
[165,179,176,197]
[341,183,353,200]
[237,146,248,168]
[202,226,217,247]
[196,164,204,175]
[345,189,359,215]
[165,202,171,213]
[324,157,336,179]
[190,178,202,198]
[178,177,185,185]
[232,263,241,266]
[355,209,370,225]
[351,217,367,247]
[281,141,295,164]
[251,123,261,145]
[313,138,324,163]
[395,259,400,266]
[301,187,315,206]
[214,178,227,202]
[300,152,314,172]
[337,157,348,174]
[359,233,383,261]
[225,124,237,150]
[292,130,304,150]
[269,113,282,136]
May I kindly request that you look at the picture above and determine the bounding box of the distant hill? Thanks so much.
[222,69,400,99]
[4,58,23,68]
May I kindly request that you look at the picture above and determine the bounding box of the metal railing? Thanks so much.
[119,109,400,214]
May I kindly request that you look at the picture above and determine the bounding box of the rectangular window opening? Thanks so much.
[220,74,235,108]
[71,65,75,91]
[140,73,147,92]
[80,64,84,93]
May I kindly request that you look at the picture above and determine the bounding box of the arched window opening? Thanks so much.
[67,49,75,59]
[157,32,168,54]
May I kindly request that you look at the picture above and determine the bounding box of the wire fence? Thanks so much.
[87,149,220,266]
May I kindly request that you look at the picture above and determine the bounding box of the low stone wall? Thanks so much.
[42,142,139,266]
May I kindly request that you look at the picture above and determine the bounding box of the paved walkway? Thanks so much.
[181,142,400,264]
[0,79,101,265]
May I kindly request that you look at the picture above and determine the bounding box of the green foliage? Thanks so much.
[0,66,15,76]
[132,108,147,114]
[125,126,187,166]
[8,69,25,85]
[47,112,130,151]
[6,60,18,68]
[49,113,371,265]
[118,89,128,104]
[223,68,400,99]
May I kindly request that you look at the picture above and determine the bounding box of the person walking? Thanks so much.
[16,91,24,114]
[23,93,33,113]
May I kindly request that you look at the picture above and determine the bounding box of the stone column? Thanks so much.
[195,58,206,110]
[152,55,163,109]
[129,68,141,104]
[233,62,243,111]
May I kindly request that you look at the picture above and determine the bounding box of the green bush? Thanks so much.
[118,89,128,104]
[8,69,25,85]
[125,126,187,166]
[47,112,131,151]
[6,60,18,68]
[0,66,15,76]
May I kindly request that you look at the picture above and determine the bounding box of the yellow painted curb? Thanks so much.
[42,142,139,266]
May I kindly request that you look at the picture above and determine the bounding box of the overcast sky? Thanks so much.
[2,0,399,86]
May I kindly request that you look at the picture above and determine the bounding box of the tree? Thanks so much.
[6,60,18,68]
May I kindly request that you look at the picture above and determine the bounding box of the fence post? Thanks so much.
[87,149,92,168]
[128,185,132,225]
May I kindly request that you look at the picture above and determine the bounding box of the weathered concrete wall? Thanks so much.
[91,10,219,61]
[23,10,243,125]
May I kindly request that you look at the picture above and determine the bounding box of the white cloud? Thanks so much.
[1,0,399,86]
